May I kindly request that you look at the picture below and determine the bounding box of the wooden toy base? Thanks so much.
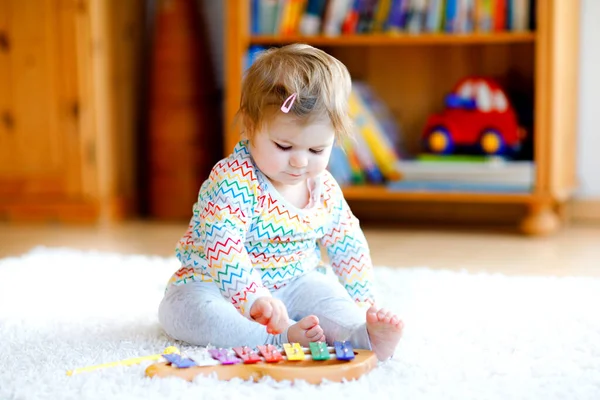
[145,349,378,384]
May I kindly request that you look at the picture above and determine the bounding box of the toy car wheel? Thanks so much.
[424,127,454,154]
[479,129,505,155]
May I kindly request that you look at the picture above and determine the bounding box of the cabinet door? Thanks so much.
[0,0,83,200]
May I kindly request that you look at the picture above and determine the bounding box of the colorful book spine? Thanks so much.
[444,0,458,32]
[494,0,507,31]
[372,0,392,32]
[342,141,367,184]
[425,0,445,32]
[350,133,385,184]
[341,0,362,33]
[356,0,380,33]
[299,0,328,35]
[257,0,280,34]
[475,0,493,32]
[323,0,353,36]
[251,0,260,33]
[352,82,405,159]
[348,90,402,181]
[386,0,409,31]
[328,146,351,185]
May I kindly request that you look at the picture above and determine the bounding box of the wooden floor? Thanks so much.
[1,221,600,277]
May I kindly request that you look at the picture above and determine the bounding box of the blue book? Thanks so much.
[444,0,458,32]
[328,145,353,186]
[386,0,408,31]
[251,0,260,33]
[245,45,267,70]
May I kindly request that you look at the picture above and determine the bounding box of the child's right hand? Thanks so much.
[249,297,290,335]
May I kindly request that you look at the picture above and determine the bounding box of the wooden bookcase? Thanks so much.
[224,0,580,235]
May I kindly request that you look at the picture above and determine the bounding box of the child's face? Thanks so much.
[249,113,335,188]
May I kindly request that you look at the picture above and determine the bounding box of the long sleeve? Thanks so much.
[176,155,272,318]
[319,174,376,305]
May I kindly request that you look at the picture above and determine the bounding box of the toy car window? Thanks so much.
[476,83,492,112]
[458,82,474,99]
[493,92,508,112]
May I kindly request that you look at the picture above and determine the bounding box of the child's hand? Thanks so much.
[250,297,290,335]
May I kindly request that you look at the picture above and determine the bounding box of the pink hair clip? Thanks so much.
[280,93,297,113]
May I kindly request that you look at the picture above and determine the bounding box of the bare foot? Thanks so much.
[286,315,326,346]
[366,306,403,361]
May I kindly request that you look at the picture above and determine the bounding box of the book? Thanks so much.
[323,0,354,35]
[257,0,280,34]
[396,158,535,186]
[348,89,403,181]
[299,0,328,35]
[511,0,531,31]
[387,180,532,193]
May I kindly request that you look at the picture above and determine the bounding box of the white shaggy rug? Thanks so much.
[1,248,600,400]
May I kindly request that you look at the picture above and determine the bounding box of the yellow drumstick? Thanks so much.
[66,346,179,376]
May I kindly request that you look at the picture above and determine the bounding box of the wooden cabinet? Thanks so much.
[224,0,580,235]
[0,0,143,223]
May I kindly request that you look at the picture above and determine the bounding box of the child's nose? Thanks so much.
[290,153,307,168]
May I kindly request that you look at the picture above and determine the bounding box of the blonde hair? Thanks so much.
[237,43,353,141]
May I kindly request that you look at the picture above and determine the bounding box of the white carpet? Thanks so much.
[1,248,600,400]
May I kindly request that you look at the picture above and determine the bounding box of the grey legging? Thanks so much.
[158,268,371,349]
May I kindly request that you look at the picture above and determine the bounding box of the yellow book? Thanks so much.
[348,90,401,181]
[372,0,392,32]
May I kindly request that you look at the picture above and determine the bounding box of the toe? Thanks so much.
[366,307,379,323]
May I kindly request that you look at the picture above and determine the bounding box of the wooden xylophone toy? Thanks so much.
[145,341,377,384]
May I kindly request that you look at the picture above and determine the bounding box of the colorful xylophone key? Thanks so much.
[256,344,284,363]
[283,342,305,361]
[333,341,355,361]
[232,346,262,364]
[309,342,330,361]
[161,353,197,368]
[186,348,221,367]
[208,348,241,365]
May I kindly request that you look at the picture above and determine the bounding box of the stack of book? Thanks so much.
[327,82,405,186]
[388,154,535,193]
[251,0,535,37]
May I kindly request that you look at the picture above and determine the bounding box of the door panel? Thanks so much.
[0,0,80,196]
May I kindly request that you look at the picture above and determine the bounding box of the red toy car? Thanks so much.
[421,77,524,156]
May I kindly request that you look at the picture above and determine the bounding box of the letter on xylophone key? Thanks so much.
[283,343,305,361]
[208,348,241,365]
[333,341,355,361]
[309,342,330,361]
[256,344,284,363]
[232,346,262,364]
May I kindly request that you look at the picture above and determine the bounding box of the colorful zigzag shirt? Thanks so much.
[171,140,375,318]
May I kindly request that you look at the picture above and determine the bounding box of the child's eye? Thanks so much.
[310,149,323,154]
[275,143,291,151]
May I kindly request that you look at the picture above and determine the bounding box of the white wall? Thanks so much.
[577,0,600,198]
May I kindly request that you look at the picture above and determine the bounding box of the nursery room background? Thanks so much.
[1,1,600,399]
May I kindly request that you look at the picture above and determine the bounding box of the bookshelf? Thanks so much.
[249,32,537,46]
[224,0,580,235]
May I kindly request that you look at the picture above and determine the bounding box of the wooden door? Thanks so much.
[0,0,93,220]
